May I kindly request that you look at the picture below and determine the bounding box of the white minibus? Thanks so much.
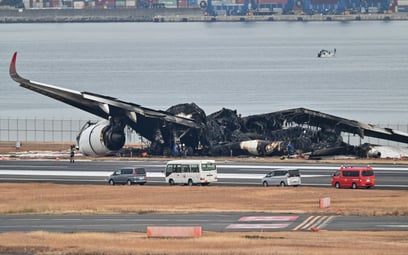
[165,159,217,186]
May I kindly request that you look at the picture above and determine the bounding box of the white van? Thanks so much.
[165,160,217,186]
[261,169,301,187]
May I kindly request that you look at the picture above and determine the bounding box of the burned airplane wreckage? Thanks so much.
[9,52,408,158]
[154,104,408,158]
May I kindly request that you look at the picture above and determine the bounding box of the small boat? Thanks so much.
[317,48,336,58]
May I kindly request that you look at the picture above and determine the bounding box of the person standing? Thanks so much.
[70,145,75,163]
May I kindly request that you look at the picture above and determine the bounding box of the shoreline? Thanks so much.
[1,8,408,23]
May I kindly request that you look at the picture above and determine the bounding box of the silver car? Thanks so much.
[261,169,301,187]
[108,167,147,185]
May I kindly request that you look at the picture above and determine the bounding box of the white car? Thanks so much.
[262,169,301,187]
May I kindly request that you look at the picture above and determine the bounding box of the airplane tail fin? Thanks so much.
[9,52,18,77]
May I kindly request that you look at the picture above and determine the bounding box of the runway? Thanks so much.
[1,160,408,189]
[1,213,407,232]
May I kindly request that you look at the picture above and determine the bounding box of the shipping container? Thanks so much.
[310,0,337,4]
[188,0,199,7]
[87,0,96,7]
[73,1,85,8]
[115,0,126,7]
[42,0,61,8]
[255,0,288,4]
[397,5,408,11]
[126,0,136,6]
[159,0,177,7]
[94,0,115,8]
[32,0,44,8]
[62,1,73,8]
[178,0,188,7]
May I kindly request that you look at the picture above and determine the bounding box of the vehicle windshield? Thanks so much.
[288,169,300,177]
[362,170,374,176]
[136,168,145,175]
[202,163,216,171]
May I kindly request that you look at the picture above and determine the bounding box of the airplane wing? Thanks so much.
[9,52,200,129]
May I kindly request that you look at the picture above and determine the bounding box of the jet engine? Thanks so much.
[77,120,126,156]
[239,140,286,156]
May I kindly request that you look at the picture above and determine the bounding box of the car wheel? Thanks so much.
[279,182,286,187]
[188,179,193,186]
[109,179,115,186]
[262,181,268,187]
[335,182,340,189]
[352,183,357,189]
[169,179,175,186]
[127,180,132,186]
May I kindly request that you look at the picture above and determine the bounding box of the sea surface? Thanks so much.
[0,21,407,126]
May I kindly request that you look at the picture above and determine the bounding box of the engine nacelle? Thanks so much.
[239,140,285,156]
[77,120,126,156]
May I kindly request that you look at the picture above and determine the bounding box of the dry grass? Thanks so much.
[0,231,408,255]
[0,184,407,254]
[0,183,407,216]
[0,141,73,154]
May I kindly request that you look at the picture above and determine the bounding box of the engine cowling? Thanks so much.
[77,120,126,156]
[239,140,286,156]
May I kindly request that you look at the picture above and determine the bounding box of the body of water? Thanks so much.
[0,21,407,126]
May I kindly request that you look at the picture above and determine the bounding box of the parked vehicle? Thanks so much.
[165,159,217,186]
[331,165,376,189]
[108,167,147,185]
[262,169,301,187]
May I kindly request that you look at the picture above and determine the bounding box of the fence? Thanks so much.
[0,118,141,144]
[0,117,407,147]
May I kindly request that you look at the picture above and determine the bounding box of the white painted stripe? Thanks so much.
[0,170,325,179]
[301,216,323,230]
[239,216,299,222]
[377,225,408,228]
[318,216,336,229]
[0,170,112,177]
[226,223,290,229]
[293,215,336,231]
[293,216,314,231]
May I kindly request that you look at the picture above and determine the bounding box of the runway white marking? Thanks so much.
[226,224,290,229]
[226,215,298,230]
[0,170,325,179]
[292,215,336,231]
[377,225,408,228]
[239,216,299,222]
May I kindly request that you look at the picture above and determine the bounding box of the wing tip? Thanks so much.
[9,51,18,77]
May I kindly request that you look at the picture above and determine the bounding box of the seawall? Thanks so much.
[1,8,408,23]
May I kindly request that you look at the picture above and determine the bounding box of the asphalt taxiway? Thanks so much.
[1,213,407,232]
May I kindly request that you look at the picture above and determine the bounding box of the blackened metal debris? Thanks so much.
[155,104,408,158]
